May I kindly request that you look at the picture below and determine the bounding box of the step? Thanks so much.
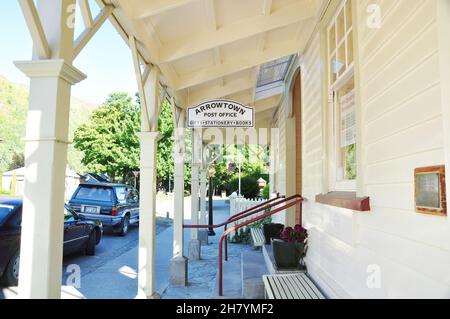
[241,250,268,299]
[262,244,307,275]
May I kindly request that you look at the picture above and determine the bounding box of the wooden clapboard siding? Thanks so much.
[301,0,450,298]
[293,70,303,225]
[301,32,323,201]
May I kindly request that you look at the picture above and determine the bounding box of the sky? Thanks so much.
[0,0,138,105]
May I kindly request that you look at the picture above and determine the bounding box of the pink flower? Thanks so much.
[280,225,308,243]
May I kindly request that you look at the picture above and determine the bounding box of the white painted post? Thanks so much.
[200,168,207,224]
[15,0,85,299]
[198,163,208,245]
[189,129,201,260]
[169,103,188,286]
[136,131,160,298]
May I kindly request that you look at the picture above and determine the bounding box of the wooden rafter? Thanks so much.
[79,0,94,29]
[159,0,315,63]
[189,77,254,106]
[73,5,114,59]
[130,35,151,130]
[18,0,51,59]
[176,41,300,90]
[134,0,198,20]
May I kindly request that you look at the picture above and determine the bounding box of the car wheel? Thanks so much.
[117,215,130,237]
[3,251,20,286]
[85,231,96,256]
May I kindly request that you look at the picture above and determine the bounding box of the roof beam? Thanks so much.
[134,0,198,20]
[73,5,114,59]
[160,0,315,63]
[188,77,254,106]
[176,41,299,90]
[226,92,282,113]
[130,35,151,130]
[18,0,51,59]
[79,0,94,29]
[250,0,273,105]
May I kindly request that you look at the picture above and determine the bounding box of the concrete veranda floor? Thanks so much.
[1,199,254,299]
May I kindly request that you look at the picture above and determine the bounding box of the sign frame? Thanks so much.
[186,99,255,128]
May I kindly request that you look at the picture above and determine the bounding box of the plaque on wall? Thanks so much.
[414,166,446,216]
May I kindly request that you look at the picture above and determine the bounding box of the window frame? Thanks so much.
[325,0,358,192]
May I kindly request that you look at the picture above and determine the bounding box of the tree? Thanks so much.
[73,93,140,182]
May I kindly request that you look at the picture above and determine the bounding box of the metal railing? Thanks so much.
[218,194,303,296]
[183,193,304,296]
[184,194,286,260]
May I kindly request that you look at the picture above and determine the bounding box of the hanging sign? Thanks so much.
[187,100,254,128]
[340,90,356,147]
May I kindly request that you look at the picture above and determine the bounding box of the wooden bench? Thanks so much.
[262,273,325,299]
[250,227,265,248]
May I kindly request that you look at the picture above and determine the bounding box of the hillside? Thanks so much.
[0,75,96,174]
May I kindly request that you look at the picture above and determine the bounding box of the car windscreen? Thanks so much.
[0,204,15,224]
[74,186,113,202]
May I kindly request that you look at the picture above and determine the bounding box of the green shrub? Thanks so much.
[227,170,269,198]
[262,184,270,199]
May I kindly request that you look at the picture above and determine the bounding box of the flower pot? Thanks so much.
[271,239,305,269]
[262,223,284,245]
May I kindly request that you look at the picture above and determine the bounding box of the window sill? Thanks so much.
[315,191,370,212]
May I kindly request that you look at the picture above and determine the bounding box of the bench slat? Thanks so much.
[262,276,275,299]
[250,228,265,247]
[279,275,300,299]
[263,273,325,300]
[297,274,325,299]
[291,274,316,299]
[269,276,289,299]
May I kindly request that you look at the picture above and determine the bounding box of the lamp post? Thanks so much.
[207,163,216,236]
[257,177,267,198]
[132,170,140,188]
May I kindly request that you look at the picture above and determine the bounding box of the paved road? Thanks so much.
[62,220,170,287]
[61,225,140,284]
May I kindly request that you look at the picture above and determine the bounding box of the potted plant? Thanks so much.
[262,223,284,245]
[271,224,308,269]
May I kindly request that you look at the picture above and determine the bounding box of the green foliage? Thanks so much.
[74,93,140,182]
[345,143,356,180]
[0,75,93,174]
[249,216,272,229]
[227,167,269,198]
[230,217,272,244]
[0,76,28,173]
[230,228,251,244]
[154,100,192,191]
[262,184,270,199]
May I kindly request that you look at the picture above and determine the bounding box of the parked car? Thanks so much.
[68,182,139,236]
[0,198,103,286]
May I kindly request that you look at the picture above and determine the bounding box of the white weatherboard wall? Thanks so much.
[301,0,450,298]
[271,93,297,227]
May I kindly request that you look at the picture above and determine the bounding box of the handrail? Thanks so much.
[218,195,304,296]
[183,194,284,230]
[183,194,286,263]
[223,194,287,261]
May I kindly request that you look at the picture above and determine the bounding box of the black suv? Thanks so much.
[68,183,139,236]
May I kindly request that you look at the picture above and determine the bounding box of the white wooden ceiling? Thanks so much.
[96,0,325,112]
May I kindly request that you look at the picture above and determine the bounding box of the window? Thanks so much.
[127,188,139,204]
[75,186,113,202]
[327,0,357,190]
[0,204,15,225]
[64,207,77,222]
[115,187,128,204]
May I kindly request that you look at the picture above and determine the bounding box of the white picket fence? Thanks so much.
[228,192,267,238]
